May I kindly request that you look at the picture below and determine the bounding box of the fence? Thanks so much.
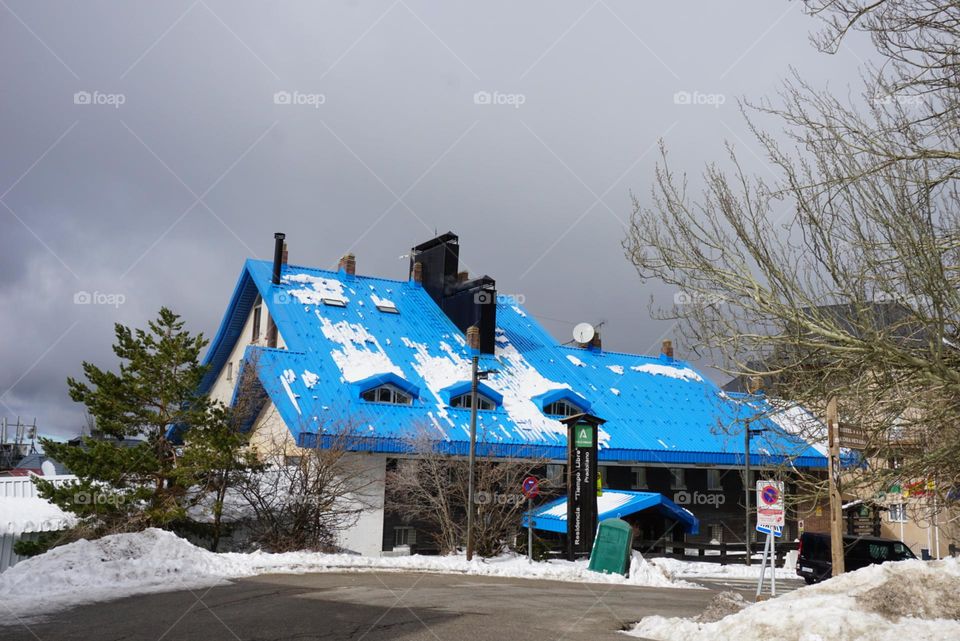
[0,474,77,572]
[634,538,800,567]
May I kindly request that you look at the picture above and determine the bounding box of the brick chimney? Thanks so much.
[338,253,356,276]
[661,339,674,361]
[412,261,423,285]
[589,330,602,351]
[457,270,470,283]
[466,325,480,351]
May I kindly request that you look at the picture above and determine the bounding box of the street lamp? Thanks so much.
[743,422,767,566]
[743,376,766,566]
[465,348,498,562]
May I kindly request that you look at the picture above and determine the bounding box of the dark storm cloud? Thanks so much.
[0,1,873,439]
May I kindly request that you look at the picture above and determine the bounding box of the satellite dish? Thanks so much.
[572,322,595,344]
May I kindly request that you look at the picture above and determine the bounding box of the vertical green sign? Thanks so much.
[574,425,593,447]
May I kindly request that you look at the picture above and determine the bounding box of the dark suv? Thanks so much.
[796,532,916,584]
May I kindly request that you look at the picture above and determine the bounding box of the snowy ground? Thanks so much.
[627,556,960,641]
[649,556,797,582]
[0,529,705,623]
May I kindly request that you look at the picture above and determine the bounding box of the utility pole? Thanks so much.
[743,376,764,566]
[827,396,845,576]
[466,353,479,561]
[744,418,752,566]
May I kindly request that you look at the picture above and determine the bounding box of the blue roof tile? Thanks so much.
[200,259,826,467]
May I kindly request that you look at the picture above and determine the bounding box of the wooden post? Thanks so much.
[827,396,845,576]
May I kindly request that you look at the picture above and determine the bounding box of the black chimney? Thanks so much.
[409,233,498,354]
[272,232,285,285]
[409,232,460,304]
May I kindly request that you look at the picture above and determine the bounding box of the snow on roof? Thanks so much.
[542,490,636,518]
[283,273,349,305]
[0,494,75,535]
[566,354,586,367]
[199,260,826,465]
[318,315,403,383]
[630,362,703,382]
[767,402,827,456]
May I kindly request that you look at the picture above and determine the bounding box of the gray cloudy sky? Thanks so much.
[1,1,872,440]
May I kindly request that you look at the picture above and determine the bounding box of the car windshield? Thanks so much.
[893,542,916,559]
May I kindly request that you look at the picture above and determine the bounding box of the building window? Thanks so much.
[889,503,907,523]
[546,464,564,483]
[707,469,723,490]
[631,466,647,489]
[251,303,262,342]
[708,523,723,543]
[450,392,496,410]
[226,361,233,381]
[394,526,416,547]
[670,468,686,489]
[543,399,583,417]
[361,384,413,405]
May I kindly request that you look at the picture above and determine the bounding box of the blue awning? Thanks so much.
[522,490,699,535]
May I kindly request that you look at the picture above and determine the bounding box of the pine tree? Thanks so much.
[37,307,216,532]
[174,404,260,550]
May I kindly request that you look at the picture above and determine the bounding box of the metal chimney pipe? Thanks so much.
[272,233,286,285]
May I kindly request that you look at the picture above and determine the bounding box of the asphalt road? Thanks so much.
[0,572,804,641]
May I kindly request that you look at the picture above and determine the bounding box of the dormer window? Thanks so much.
[450,392,496,411]
[361,384,413,405]
[544,398,583,417]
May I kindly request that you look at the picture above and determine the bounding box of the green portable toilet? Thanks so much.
[588,518,634,576]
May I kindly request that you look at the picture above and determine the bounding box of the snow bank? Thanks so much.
[628,557,960,641]
[651,556,796,580]
[0,530,694,622]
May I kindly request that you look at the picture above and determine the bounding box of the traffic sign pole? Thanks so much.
[527,497,533,561]
[521,475,540,563]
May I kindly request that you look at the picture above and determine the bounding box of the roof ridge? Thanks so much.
[248,258,410,286]
[556,343,693,366]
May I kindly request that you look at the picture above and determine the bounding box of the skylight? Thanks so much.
[321,298,347,307]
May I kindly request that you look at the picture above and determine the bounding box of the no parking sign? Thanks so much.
[756,480,785,527]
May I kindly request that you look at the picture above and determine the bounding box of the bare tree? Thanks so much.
[624,1,960,508]
[237,417,381,553]
[386,428,550,557]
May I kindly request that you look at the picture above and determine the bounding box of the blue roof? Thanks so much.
[522,490,699,535]
[199,259,827,467]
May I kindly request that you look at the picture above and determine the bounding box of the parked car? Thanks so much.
[796,531,916,584]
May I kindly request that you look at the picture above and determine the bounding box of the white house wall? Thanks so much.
[208,299,286,407]
[246,403,386,557]
[337,452,387,557]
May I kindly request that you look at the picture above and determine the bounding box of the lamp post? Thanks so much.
[743,377,765,566]
[465,351,498,562]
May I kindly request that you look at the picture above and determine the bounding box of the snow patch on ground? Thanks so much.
[628,557,960,641]
[651,557,796,580]
[0,530,696,622]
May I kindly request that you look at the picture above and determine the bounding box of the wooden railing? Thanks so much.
[634,539,799,567]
